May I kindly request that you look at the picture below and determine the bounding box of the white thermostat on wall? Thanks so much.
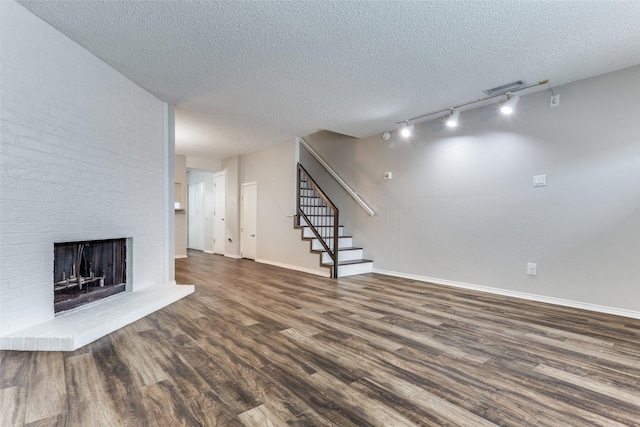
[383,172,393,180]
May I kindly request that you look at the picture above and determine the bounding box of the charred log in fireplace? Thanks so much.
[54,238,126,313]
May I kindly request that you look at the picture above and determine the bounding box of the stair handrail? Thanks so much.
[297,163,339,278]
[298,137,375,216]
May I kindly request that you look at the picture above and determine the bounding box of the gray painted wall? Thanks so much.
[242,139,327,276]
[303,65,640,313]
[186,156,222,172]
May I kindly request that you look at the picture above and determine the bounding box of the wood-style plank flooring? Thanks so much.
[2,250,640,426]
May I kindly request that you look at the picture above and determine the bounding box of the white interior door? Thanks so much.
[188,182,205,251]
[203,174,214,253]
[213,173,226,255]
[241,182,257,260]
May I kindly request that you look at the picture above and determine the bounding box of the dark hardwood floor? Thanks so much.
[2,249,640,426]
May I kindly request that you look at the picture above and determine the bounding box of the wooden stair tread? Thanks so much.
[302,235,352,241]
[294,223,343,229]
[305,235,352,239]
[311,247,362,254]
[322,259,373,267]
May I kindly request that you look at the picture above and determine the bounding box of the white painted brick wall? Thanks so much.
[0,1,167,335]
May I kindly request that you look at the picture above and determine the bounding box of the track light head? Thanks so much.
[501,94,520,115]
[446,109,460,127]
[400,122,414,138]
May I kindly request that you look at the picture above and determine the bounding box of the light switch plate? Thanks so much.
[533,175,546,187]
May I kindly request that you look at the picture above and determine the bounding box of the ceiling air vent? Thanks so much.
[483,80,527,96]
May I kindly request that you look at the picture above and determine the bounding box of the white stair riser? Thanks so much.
[312,237,352,250]
[301,206,333,216]
[303,226,344,238]
[305,216,336,227]
[300,197,324,206]
[322,249,363,264]
[336,262,373,277]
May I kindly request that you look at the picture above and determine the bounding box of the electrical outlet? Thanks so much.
[527,263,537,276]
[550,94,560,107]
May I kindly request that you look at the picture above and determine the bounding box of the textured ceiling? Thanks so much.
[17,0,640,160]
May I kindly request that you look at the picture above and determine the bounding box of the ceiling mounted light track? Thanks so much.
[391,79,549,133]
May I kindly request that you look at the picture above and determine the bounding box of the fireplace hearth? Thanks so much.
[54,238,127,313]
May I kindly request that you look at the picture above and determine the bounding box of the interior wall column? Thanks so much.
[164,103,176,284]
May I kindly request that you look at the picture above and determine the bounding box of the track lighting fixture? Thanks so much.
[446,109,460,127]
[500,94,520,115]
[390,79,549,135]
[400,122,414,138]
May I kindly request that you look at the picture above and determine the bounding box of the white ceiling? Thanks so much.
[17,1,640,161]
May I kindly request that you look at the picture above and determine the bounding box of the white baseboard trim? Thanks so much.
[203,250,214,254]
[225,253,241,259]
[175,255,188,259]
[256,258,329,277]
[373,268,640,320]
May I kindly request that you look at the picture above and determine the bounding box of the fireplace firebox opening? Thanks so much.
[54,238,127,313]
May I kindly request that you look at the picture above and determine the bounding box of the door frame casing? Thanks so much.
[187,181,206,251]
[241,181,258,260]
[213,171,226,255]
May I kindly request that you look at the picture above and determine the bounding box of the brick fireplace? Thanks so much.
[0,2,193,351]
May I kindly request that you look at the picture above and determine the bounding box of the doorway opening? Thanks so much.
[241,182,257,260]
[187,170,215,253]
[213,172,226,255]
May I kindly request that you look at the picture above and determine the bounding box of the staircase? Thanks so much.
[295,163,373,278]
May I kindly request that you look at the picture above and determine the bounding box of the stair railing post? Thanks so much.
[333,210,339,278]
[296,164,301,226]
